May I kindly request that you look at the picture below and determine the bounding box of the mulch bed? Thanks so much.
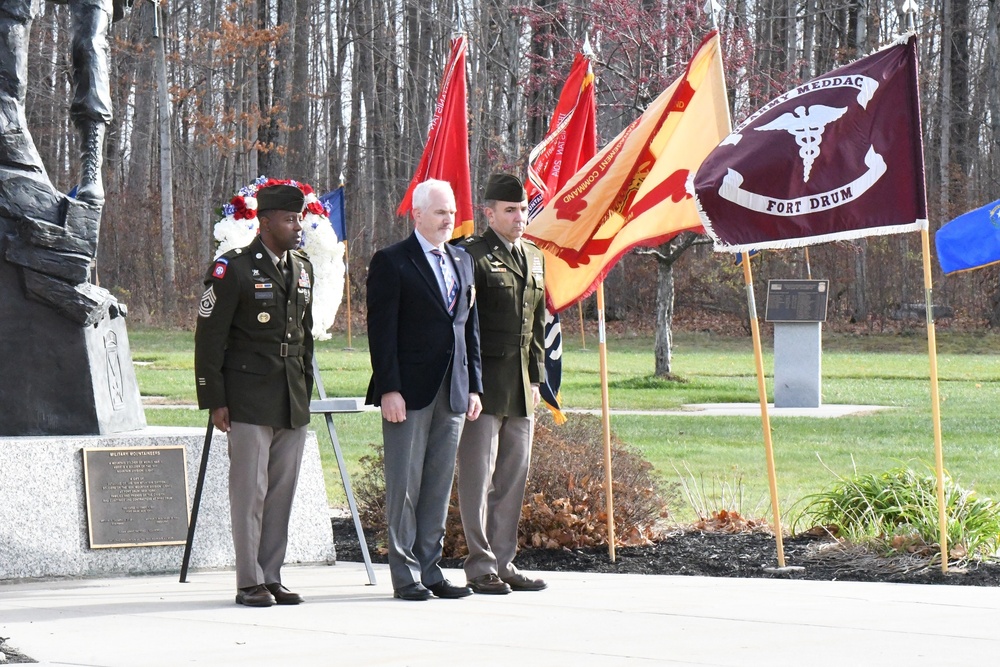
[332,518,1000,586]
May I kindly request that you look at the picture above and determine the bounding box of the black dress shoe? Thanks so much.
[265,582,303,605]
[501,572,548,591]
[393,582,432,601]
[426,579,473,599]
[467,573,511,594]
[235,584,275,607]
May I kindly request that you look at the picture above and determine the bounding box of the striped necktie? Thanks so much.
[430,249,458,314]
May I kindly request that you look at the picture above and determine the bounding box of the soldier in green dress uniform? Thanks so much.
[458,173,549,594]
[194,184,314,607]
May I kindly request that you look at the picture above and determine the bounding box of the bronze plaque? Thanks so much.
[82,446,190,548]
[764,279,829,322]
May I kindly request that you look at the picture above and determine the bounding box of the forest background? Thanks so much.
[22,0,1000,349]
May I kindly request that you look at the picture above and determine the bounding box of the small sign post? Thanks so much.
[765,280,829,408]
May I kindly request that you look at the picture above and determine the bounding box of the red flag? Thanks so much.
[397,35,474,238]
[692,35,927,252]
[526,49,598,426]
[526,51,598,220]
[525,32,731,312]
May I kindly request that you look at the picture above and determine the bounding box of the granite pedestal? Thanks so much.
[0,427,335,580]
[773,321,822,408]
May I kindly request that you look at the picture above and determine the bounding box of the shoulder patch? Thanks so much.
[211,258,229,279]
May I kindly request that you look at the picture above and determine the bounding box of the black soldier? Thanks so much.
[194,184,315,607]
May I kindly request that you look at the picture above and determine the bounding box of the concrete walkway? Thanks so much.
[567,403,894,418]
[2,562,997,666]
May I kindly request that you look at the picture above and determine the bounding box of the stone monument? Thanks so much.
[0,0,145,435]
[0,3,336,581]
[764,279,829,409]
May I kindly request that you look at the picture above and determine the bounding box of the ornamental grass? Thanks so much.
[791,464,1000,564]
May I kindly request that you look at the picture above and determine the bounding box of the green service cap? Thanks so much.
[256,184,305,212]
[484,173,526,202]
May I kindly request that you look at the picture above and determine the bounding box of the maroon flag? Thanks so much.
[692,35,927,252]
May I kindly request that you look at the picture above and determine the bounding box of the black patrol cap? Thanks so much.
[484,173,526,202]
[257,184,305,212]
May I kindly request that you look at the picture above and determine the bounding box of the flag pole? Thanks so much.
[596,281,616,561]
[741,251,786,568]
[578,303,587,349]
[339,173,352,350]
[920,228,949,573]
[343,241,353,349]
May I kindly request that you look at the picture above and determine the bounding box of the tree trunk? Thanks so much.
[153,5,176,312]
[286,0,313,181]
[851,239,868,322]
[939,0,952,219]
[654,257,676,376]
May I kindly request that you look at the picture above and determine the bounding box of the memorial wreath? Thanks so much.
[212,176,345,340]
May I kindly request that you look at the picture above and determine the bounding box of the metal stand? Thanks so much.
[311,357,377,585]
[179,416,214,583]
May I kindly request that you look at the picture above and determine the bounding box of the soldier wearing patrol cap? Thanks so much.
[194,183,314,607]
[458,173,548,595]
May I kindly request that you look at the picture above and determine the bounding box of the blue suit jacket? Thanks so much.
[365,233,482,412]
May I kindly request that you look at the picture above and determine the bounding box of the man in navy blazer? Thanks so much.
[366,178,483,601]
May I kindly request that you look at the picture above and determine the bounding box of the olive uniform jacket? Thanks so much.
[461,228,545,418]
[194,236,314,429]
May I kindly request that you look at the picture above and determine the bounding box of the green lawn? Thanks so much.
[135,327,1000,522]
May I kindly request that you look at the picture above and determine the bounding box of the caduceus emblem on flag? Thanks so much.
[756,105,847,182]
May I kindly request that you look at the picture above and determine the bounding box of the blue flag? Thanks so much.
[935,199,1000,275]
[733,248,761,266]
[318,187,347,241]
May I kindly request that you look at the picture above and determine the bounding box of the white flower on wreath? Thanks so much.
[213,175,345,341]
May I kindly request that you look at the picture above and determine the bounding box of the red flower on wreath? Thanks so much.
[230,195,258,220]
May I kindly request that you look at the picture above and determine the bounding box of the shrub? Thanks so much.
[521,411,675,549]
[353,411,675,556]
[791,464,1000,563]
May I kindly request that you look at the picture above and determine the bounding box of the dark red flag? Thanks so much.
[397,35,474,238]
[692,35,927,252]
[526,51,598,221]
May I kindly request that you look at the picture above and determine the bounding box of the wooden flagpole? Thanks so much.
[343,241,353,349]
[596,282,616,561]
[920,229,949,573]
[578,303,587,349]
[741,251,786,567]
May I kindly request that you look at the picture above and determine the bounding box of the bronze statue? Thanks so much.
[0,0,144,435]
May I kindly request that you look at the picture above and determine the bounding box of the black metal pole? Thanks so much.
[180,415,214,583]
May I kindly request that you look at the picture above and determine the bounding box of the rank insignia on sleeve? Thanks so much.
[199,285,216,318]
[212,258,229,279]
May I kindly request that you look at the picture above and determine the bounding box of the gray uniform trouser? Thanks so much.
[228,421,306,589]
[382,381,465,590]
[457,412,534,580]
